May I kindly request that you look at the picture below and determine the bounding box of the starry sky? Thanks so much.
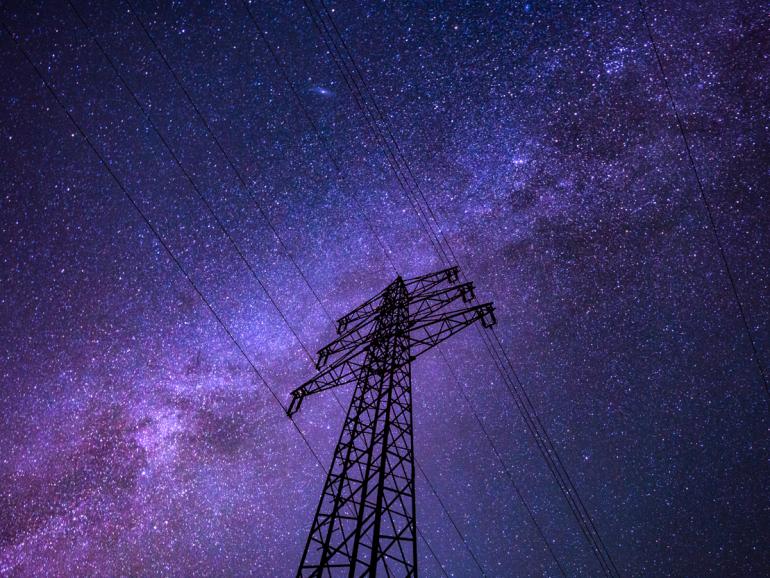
[1,1,768,576]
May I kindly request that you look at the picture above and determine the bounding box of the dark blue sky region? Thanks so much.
[1,1,768,576]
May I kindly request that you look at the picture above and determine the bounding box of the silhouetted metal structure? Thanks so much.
[288,266,495,577]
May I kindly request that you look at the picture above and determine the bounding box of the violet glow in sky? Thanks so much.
[1,1,768,576]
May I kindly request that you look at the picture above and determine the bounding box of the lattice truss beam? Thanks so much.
[288,267,495,416]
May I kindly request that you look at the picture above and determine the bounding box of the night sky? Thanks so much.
[1,1,768,576]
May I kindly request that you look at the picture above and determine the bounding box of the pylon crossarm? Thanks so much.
[334,266,461,334]
[317,314,378,369]
[336,286,389,334]
[291,302,495,415]
[408,302,496,358]
[318,281,475,369]
[407,269,457,299]
[404,266,459,298]
[287,355,368,415]
[409,281,475,319]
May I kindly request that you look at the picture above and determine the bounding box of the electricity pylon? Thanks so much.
[288,266,496,577]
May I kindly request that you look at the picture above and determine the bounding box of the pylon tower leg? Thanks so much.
[297,278,417,577]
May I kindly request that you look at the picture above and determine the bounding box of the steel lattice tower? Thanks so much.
[288,267,496,577]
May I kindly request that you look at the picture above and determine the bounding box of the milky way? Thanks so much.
[1,1,768,576]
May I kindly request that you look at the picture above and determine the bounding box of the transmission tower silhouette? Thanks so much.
[288,266,495,577]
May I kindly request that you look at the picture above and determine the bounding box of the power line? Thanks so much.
[268,0,501,569]
[487,327,621,577]
[438,349,567,578]
[7,0,624,572]
[473,318,617,576]
[438,348,569,578]
[300,0,584,571]
[58,5,450,572]
[315,0,455,264]
[300,2,622,575]
[299,0,453,268]
[64,0,318,367]
[70,2,458,571]
[330,5,622,572]
[120,1,419,430]
[238,0,399,277]
[2,13,455,577]
[78,0,372,370]
[122,0,336,326]
[638,0,770,408]
[235,4,489,573]
[0,14,325,471]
